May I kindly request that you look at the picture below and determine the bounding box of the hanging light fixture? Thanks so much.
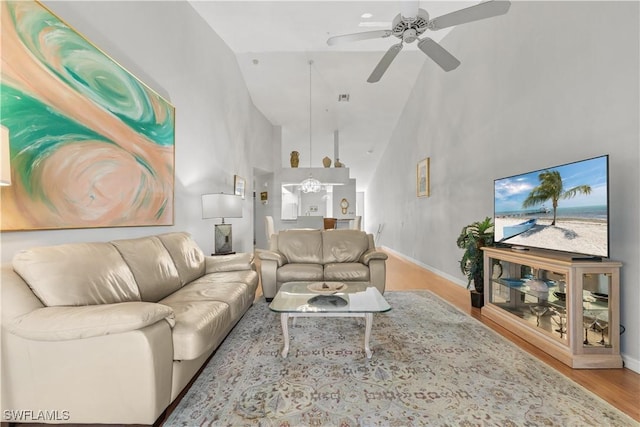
[300,59,322,193]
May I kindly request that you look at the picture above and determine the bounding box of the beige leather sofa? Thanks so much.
[259,229,388,300]
[1,232,258,424]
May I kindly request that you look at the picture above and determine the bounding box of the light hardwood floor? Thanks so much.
[381,249,640,422]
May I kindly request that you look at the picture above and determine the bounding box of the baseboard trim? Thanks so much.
[381,245,467,288]
[621,353,640,373]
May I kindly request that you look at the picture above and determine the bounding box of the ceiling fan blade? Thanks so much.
[367,43,403,83]
[429,1,511,31]
[327,30,393,46]
[417,38,461,71]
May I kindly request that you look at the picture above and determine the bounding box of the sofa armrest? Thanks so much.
[360,249,388,265]
[368,259,387,295]
[7,302,175,341]
[205,252,255,273]
[3,321,173,424]
[259,258,280,300]
[258,250,287,267]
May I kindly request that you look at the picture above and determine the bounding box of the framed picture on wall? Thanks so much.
[234,175,246,199]
[0,1,175,231]
[417,157,430,197]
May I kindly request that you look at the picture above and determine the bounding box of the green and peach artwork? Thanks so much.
[0,1,174,231]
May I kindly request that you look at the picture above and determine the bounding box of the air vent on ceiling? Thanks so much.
[338,94,350,102]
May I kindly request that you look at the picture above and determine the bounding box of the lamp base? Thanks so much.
[214,224,233,254]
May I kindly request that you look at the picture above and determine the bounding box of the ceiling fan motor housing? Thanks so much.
[392,8,429,43]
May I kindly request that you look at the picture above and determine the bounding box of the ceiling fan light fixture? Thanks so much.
[402,28,418,43]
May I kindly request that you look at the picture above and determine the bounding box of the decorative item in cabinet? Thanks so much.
[482,247,622,369]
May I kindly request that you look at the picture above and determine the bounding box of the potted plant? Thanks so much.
[456,216,495,308]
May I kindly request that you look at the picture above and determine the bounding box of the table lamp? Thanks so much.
[202,193,242,254]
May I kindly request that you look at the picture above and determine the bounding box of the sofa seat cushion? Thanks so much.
[12,243,140,307]
[161,278,253,320]
[7,302,175,341]
[159,300,231,361]
[205,253,255,273]
[324,263,370,282]
[202,270,259,290]
[277,264,324,283]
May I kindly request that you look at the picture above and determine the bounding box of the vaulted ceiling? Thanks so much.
[191,1,475,189]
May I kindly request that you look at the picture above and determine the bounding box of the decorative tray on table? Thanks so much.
[307,282,347,295]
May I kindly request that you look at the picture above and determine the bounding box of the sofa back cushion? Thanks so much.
[277,230,323,264]
[157,232,206,285]
[12,243,141,307]
[322,230,370,264]
[111,236,182,302]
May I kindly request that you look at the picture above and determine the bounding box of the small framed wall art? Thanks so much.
[234,175,246,199]
[417,157,430,197]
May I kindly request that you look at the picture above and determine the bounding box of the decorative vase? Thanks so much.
[322,156,331,168]
[334,158,344,168]
[290,151,299,168]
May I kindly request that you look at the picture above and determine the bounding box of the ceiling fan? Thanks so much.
[326,1,511,83]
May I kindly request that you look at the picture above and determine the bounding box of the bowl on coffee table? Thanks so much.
[307,281,348,295]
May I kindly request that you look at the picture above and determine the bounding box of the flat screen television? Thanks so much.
[494,155,609,259]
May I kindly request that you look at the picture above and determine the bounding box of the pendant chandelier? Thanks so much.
[300,59,321,193]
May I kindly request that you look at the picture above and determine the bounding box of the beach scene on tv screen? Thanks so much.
[494,156,608,257]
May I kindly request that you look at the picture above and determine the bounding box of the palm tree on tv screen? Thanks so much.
[522,170,591,226]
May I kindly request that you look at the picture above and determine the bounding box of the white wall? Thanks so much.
[1,1,275,259]
[366,1,640,370]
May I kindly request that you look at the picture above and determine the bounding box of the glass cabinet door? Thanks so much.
[488,258,568,343]
[580,272,612,348]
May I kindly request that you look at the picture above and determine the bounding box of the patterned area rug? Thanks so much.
[166,291,636,426]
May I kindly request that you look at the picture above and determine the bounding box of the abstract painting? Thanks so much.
[0,1,175,230]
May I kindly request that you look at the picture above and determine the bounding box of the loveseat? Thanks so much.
[1,232,258,424]
[259,229,388,300]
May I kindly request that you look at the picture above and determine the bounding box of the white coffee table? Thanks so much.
[268,281,391,358]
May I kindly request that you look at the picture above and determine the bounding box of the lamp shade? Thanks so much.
[202,193,242,219]
[1,126,11,186]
